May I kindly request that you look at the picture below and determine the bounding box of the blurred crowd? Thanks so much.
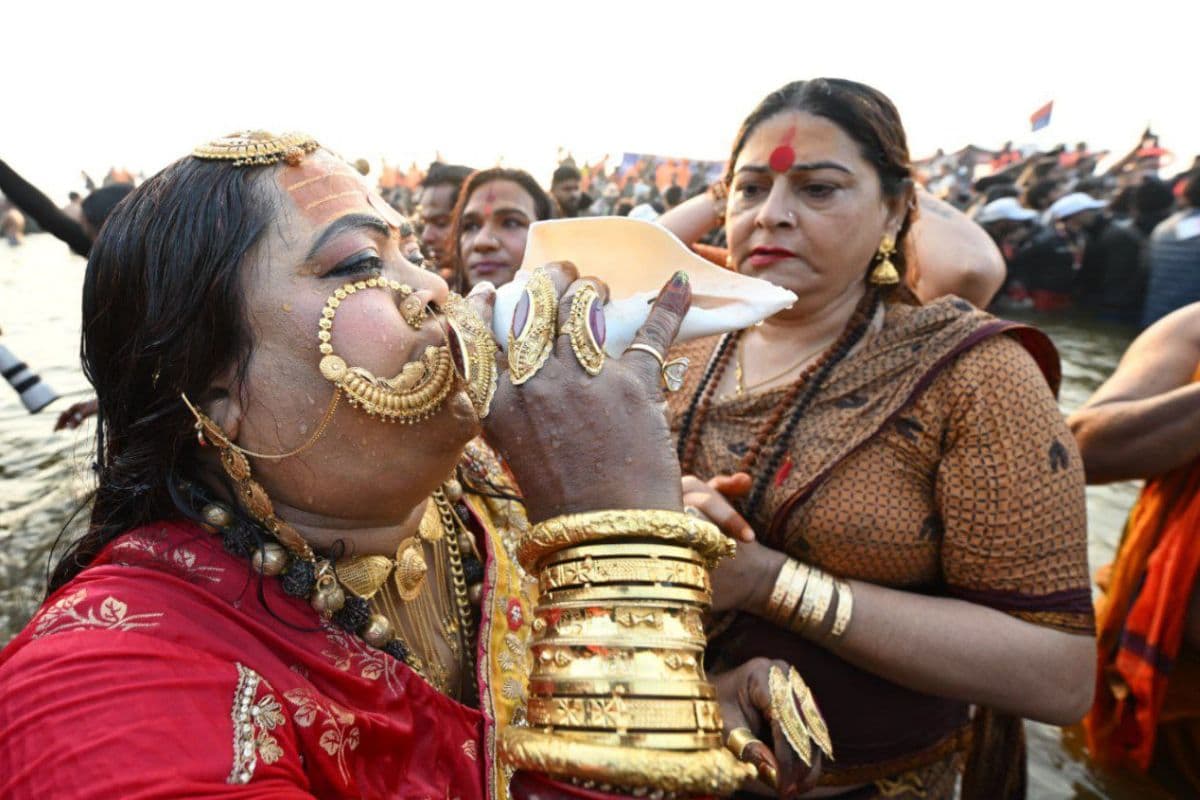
[5,128,1198,332]
[920,130,1200,329]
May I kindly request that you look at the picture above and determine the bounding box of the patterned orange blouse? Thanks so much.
[670,296,1093,796]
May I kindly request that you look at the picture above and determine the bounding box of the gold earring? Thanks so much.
[725,254,734,269]
[869,235,900,286]
[317,279,455,424]
[180,394,318,565]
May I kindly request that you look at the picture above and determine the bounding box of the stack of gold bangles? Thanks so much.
[765,557,854,641]
[497,508,756,795]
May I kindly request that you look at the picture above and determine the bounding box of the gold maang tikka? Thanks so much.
[192,130,320,168]
[317,277,455,424]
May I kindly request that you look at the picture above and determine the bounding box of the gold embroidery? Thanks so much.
[227,664,285,784]
[112,534,226,583]
[284,688,360,784]
[462,739,479,761]
[875,770,928,798]
[32,589,163,639]
[320,626,403,694]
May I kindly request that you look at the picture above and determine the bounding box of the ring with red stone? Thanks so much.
[564,282,606,376]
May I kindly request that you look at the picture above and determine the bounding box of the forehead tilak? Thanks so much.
[282,161,403,228]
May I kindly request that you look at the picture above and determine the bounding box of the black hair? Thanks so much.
[421,163,474,191]
[81,183,135,229]
[50,157,274,591]
[1184,172,1200,209]
[984,184,1020,203]
[551,164,582,186]
[1134,176,1175,216]
[664,185,683,206]
[1024,179,1061,212]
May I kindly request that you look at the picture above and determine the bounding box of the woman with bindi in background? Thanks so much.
[669,80,1094,799]
[449,167,556,293]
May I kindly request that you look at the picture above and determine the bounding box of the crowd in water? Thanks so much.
[0,77,1198,799]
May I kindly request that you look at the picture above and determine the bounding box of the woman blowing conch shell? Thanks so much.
[0,133,818,799]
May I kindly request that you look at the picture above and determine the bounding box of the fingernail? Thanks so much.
[657,271,691,315]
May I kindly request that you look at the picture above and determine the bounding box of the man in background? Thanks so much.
[550,164,591,217]
[415,162,473,266]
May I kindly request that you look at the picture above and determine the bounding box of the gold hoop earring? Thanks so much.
[317,278,455,424]
[869,235,900,286]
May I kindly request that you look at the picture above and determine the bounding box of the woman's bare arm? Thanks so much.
[1068,303,1200,483]
[659,188,1005,308]
[716,542,1093,726]
[906,189,1005,308]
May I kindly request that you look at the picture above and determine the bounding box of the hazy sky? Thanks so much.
[7,0,1199,198]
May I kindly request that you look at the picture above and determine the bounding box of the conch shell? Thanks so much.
[492,217,796,356]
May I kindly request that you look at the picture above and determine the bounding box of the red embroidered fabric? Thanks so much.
[0,521,485,798]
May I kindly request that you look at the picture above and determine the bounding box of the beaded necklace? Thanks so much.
[676,290,880,522]
[191,480,482,693]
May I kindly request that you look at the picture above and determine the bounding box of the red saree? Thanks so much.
[0,520,488,798]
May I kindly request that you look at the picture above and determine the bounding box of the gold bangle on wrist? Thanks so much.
[519,509,734,570]
[830,579,854,639]
[777,562,811,629]
[794,570,835,636]
[765,558,799,623]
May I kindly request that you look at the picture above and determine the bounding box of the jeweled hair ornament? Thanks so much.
[192,130,320,168]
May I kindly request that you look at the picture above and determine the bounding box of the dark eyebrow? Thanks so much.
[463,206,532,223]
[490,206,532,221]
[735,161,852,176]
[306,213,390,260]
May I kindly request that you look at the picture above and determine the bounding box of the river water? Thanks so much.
[0,235,1173,797]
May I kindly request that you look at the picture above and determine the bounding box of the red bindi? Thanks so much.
[769,145,795,173]
[768,124,798,173]
[483,189,497,217]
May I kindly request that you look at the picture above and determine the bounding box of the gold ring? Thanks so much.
[565,282,606,376]
[442,292,499,418]
[508,267,557,385]
[725,727,761,761]
[768,664,813,766]
[625,341,666,366]
[790,667,834,760]
[624,343,689,392]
